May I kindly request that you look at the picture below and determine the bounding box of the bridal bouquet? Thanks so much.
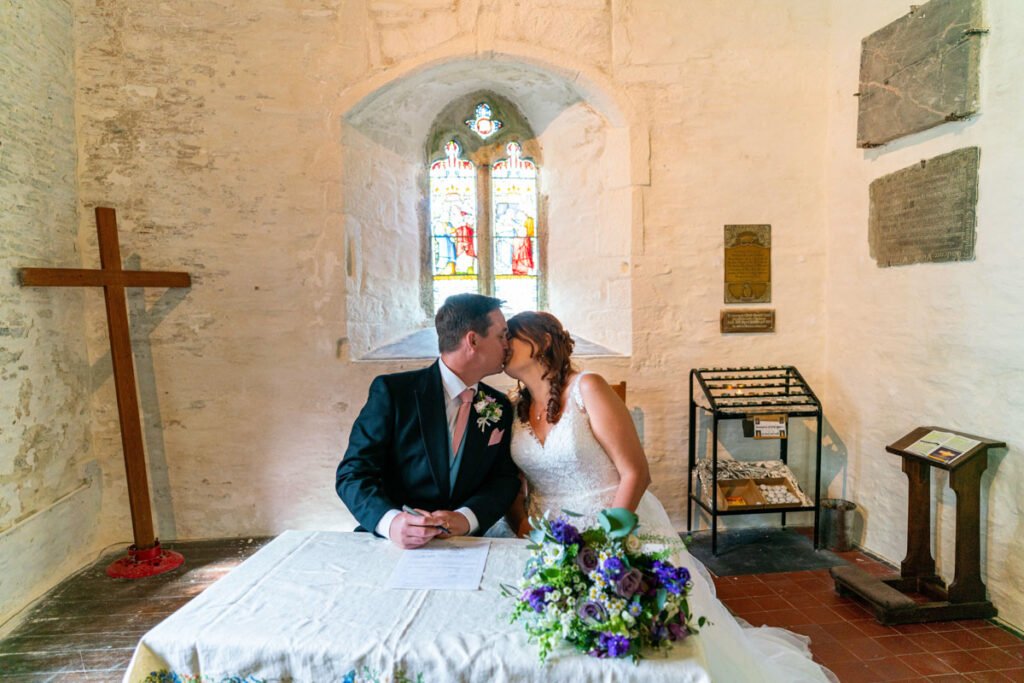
[504,508,705,663]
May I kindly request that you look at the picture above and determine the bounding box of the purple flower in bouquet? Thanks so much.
[652,560,691,595]
[524,586,555,613]
[667,620,690,642]
[597,632,632,658]
[650,621,669,645]
[576,598,609,625]
[550,517,582,546]
[601,556,626,579]
[576,546,599,573]
[613,568,643,599]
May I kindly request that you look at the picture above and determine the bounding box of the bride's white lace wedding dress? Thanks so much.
[511,373,834,683]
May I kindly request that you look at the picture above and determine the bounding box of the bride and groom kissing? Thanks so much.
[336,292,661,548]
[335,293,836,681]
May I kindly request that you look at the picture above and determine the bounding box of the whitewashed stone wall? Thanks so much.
[4,0,840,624]
[62,0,832,569]
[824,0,1024,629]
[0,0,109,625]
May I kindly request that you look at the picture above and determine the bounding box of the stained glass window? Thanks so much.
[429,140,478,311]
[491,141,538,312]
[465,103,503,140]
[427,101,543,315]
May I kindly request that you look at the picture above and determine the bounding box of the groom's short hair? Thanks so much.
[436,294,503,353]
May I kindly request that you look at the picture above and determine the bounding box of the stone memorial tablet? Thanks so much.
[869,147,979,267]
[720,309,775,334]
[724,224,770,304]
[857,0,984,148]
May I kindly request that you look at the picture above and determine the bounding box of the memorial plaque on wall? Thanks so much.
[721,309,775,334]
[869,147,979,267]
[724,225,770,304]
[857,0,983,148]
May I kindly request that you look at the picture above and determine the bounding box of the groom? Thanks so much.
[336,294,520,548]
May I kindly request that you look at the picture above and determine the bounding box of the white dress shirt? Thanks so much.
[374,359,481,539]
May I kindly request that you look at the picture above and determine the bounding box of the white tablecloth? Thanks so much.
[123,531,710,683]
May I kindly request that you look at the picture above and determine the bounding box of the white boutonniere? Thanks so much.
[474,391,503,431]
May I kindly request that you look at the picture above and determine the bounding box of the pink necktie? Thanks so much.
[451,388,475,456]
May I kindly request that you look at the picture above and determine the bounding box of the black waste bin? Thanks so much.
[821,498,856,552]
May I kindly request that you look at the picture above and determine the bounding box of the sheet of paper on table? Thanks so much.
[386,537,491,590]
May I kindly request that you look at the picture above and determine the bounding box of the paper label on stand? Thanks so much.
[752,414,787,439]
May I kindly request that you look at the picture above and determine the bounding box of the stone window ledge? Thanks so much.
[358,327,625,362]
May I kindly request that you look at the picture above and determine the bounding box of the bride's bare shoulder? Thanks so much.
[576,372,618,407]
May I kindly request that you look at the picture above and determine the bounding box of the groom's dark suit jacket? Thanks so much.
[336,361,520,536]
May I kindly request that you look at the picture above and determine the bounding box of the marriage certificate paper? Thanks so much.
[386,538,491,590]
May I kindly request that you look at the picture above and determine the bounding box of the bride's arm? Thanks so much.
[504,473,531,537]
[578,373,652,512]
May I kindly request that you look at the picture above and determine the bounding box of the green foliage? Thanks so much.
[597,507,638,539]
[505,508,703,665]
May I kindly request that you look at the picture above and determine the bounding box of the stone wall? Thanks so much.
[0,0,105,625]
[62,0,831,568]
[824,0,1024,629]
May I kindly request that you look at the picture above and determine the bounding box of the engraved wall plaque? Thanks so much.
[857,0,983,148]
[724,225,771,304]
[721,309,775,334]
[869,147,979,267]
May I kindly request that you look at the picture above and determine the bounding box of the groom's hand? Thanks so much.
[389,510,442,549]
[429,510,471,538]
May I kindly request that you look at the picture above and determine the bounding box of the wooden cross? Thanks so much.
[20,207,191,551]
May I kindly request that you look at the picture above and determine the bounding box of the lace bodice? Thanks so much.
[510,373,621,519]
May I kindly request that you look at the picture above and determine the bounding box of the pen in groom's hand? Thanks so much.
[401,505,452,535]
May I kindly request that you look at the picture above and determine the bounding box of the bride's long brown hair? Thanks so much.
[507,311,577,425]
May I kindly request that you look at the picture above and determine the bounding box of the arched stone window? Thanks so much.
[341,58,633,360]
[424,94,544,314]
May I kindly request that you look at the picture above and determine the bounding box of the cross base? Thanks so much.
[106,540,184,579]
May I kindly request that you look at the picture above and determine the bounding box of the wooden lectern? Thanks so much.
[830,426,1004,624]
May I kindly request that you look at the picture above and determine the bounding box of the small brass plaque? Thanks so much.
[724,224,771,303]
[721,309,775,334]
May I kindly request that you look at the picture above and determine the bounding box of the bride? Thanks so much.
[501,311,834,683]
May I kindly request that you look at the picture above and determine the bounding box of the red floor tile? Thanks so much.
[723,595,761,613]
[875,634,926,656]
[801,604,846,625]
[709,545,1024,682]
[899,651,958,676]
[963,671,1017,683]
[976,627,1024,648]
[756,594,793,611]
[933,650,991,674]
[827,659,878,682]
[968,647,1023,670]
[908,630,963,653]
[864,655,921,681]
[952,630,1003,651]
[852,618,898,637]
